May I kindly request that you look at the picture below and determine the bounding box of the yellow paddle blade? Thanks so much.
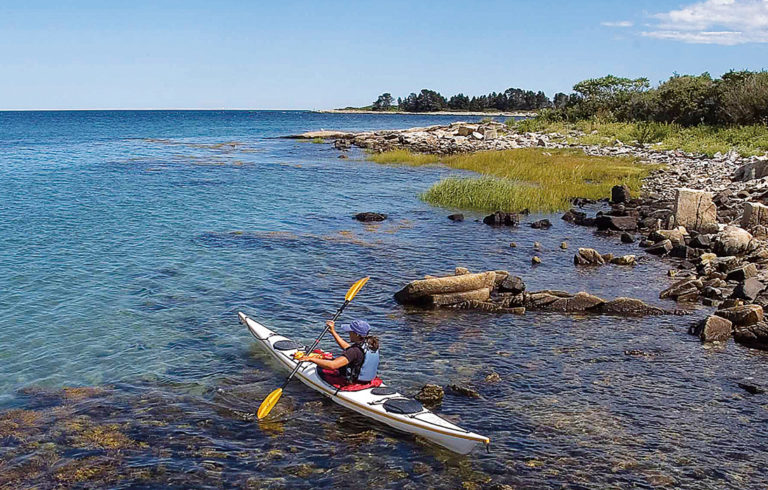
[257,388,283,420]
[345,276,370,302]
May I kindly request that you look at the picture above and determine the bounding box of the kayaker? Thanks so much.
[296,319,380,384]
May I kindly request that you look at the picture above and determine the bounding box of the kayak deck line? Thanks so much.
[240,312,490,452]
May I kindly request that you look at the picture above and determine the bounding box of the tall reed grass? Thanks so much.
[368,148,656,212]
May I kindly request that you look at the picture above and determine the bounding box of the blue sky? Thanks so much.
[1,0,766,110]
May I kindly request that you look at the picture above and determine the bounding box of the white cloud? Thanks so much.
[601,20,634,27]
[643,0,768,44]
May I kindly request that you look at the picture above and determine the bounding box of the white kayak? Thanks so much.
[238,312,490,454]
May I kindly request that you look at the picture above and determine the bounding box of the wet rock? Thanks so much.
[646,239,673,255]
[595,215,638,232]
[447,213,464,222]
[530,219,552,229]
[338,154,348,159]
[560,241,568,249]
[414,384,444,408]
[589,297,666,316]
[732,278,765,302]
[660,279,702,300]
[562,209,593,226]
[737,382,766,394]
[509,242,517,248]
[533,241,543,250]
[726,263,758,281]
[446,384,480,398]
[673,188,717,231]
[355,212,387,222]
[611,255,636,266]
[574,248,605,266]
[611,184,631,204]
[734,322,768,350]
[455,267,471,275]
[498,276,526,295]
[395,271,497,304]
[716,304,764,327]
[484,372,501,383]
[621,232,635,243]
[528,291,605,312]
[624,349,656,357]
[427,288,492,307]
[483,211,519,227]
[713,226,754,256]
[691,315,733,342]
[531,256,541,264]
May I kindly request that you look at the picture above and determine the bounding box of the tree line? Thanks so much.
[370,70,768,125]
[539,70,768,126]
[371,88,556,112]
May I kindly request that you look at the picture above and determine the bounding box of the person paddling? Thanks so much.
[297,319,380,384]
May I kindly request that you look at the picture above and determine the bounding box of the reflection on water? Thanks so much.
[1,111,768,488]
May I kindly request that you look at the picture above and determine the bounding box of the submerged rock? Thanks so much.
[447,213,465,222]
[589,297,666,316]
[355,212,387,222]
[446,384,480,398]
[414,384,444,408]
[530,219,552,229]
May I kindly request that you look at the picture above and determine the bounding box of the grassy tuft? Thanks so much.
[370,148,656,212]
[509,119,768,157]
[309,137,325,144]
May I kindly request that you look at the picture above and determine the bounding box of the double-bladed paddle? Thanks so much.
[256,276,370,420]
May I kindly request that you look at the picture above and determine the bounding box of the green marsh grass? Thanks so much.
[510,119,768,157]
[368,148,656,212]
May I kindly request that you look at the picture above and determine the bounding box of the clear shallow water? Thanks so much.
[1,111,767,488]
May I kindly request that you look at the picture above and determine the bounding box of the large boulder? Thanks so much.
[692,315,733,342]
[595,215,638,232]
[741,202,768,229]
[394,271,496,304]
[483,211,519,227]
[673,188,717,231]
[611,184,631,204]
[588,297,666,316]
[715,304,764,327]
[574,248,605,266]
[733,160,768,182]
[713,226,754,256]
[733,322,768,350]
[732,278,765,302]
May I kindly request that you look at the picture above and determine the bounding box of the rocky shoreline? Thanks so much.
[311,109,534,117]
[299,121,768,352]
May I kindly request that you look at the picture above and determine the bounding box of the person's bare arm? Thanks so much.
[299,355,349,370]
[327,321,350,350]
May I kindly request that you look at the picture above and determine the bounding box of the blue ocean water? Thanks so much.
[1,111,767,488]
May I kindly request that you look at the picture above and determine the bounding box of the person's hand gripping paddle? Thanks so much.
[256,277,370,420]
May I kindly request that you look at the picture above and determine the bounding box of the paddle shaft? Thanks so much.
[279,300,350,390]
